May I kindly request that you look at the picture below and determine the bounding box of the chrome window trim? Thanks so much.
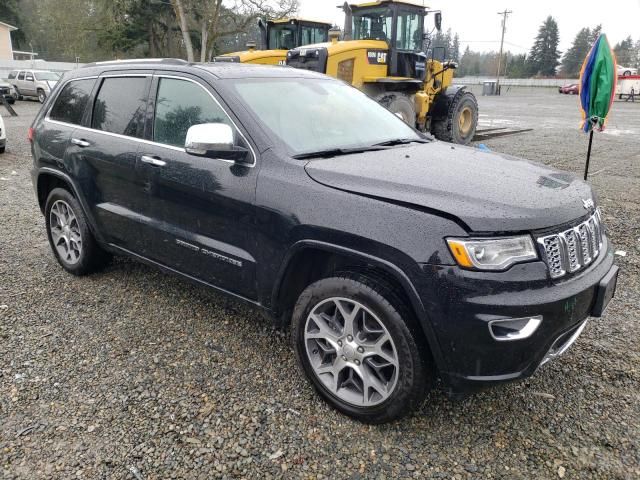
[44,73,256,167]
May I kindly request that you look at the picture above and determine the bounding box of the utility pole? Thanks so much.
[495,9,512,95]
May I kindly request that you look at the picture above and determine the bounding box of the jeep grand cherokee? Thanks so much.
[30,59,618,423]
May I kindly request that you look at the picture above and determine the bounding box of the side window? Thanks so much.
[49,78,96,125]
[17,71,24,80]
[8,71,17,80]
[395,13,421,51]
[92,76,148,138]
[301,26,328,45]
[153,77,231,148]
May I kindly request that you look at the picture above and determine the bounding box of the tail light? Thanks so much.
[27,127,34,143]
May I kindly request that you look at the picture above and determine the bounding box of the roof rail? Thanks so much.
[83,58,189,68]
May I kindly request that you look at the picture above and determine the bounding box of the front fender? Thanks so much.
[272,239,448,374]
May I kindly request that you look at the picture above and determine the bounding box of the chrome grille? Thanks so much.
[538,210,604,279]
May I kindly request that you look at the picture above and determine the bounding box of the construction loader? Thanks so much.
[286,0,478,144]
[215,18,332,65]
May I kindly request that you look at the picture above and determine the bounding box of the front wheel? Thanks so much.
[38,89,46,103]
[431,90,479,145]
[375,93,416,127]
[291,273,431,423]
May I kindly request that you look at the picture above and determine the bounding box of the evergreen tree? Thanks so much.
[507,54,528,78]
[527,16,561,76]
[589,25,602,45]
[614,36,635,66]
[561,27,591,77]
[451,34,460,63]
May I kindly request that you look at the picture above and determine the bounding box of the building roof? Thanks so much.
[0,21,18,31]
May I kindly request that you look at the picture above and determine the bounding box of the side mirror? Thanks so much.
[434,12,442,31]
[185,123,250,163]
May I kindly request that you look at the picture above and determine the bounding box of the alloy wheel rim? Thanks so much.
[304,297,399,407]
[49,200,82,264]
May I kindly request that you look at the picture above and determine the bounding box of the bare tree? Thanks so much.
[171,0,195,62]
[171,0,299,62]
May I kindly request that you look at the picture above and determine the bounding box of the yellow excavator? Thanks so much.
[286,0,478,144]
[215,18,332,65]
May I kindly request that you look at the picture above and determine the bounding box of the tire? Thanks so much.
[291,272,432,423]
[0,146,5,154]
[623,70,631,76]
[14,87,23,101]
[38,89,46,103]
[431,89,478,145]
[44,188,111,275]
[375,93,416,126]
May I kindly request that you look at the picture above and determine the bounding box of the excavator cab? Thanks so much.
[350,1,426,78]
[215,18,331,65]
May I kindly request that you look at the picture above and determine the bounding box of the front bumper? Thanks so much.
[417,238,616,394]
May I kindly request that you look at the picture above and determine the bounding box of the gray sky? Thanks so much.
[298,0,640,56]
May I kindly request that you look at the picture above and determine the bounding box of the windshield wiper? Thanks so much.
[372,137,430,147]
[292,145,390,160]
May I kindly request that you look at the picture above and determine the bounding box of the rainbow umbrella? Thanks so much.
[579,33,617,180]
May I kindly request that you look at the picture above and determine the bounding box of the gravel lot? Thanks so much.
[1,91,639,479]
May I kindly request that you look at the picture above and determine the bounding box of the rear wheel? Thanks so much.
[291,272,431,423]
[45,188,111,275]
[431,89,478,145]
[375,93,416,126]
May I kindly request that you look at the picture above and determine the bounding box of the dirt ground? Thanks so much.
[0,90,639,479]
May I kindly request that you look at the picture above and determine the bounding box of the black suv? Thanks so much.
[30,59,618,423]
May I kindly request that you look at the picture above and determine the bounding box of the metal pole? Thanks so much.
[584,129,594,180]
[495,9,512,95]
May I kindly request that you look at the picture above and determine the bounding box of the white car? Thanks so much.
[617,65,638,76]
[0,113,6,153]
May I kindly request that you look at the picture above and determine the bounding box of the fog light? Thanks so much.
[488,316,542,341]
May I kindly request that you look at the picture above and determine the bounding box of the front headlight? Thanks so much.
[447,235,537,271]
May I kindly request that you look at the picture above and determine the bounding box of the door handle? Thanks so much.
[141,155,166,167]
[71,138,90,148]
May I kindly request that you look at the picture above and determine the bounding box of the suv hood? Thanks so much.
[304,142,595,232]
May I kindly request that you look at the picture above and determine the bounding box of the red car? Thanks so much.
[559,83,579,94]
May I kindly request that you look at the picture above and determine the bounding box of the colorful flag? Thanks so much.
[579,34,617,133]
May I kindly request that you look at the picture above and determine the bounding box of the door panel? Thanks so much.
[70,74,155,256]
[139,75,258,299]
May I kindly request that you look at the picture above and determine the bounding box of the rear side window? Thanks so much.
[49,78,96,125]
[92,77,149,138]
[8,71,17,79]
[17,72,24,80]
[153,77,230,147]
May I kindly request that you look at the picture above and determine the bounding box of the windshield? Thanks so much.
[229,78,421,155]
[34,72,60,81]
[352,7,393,41]
[268,24,297,50]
